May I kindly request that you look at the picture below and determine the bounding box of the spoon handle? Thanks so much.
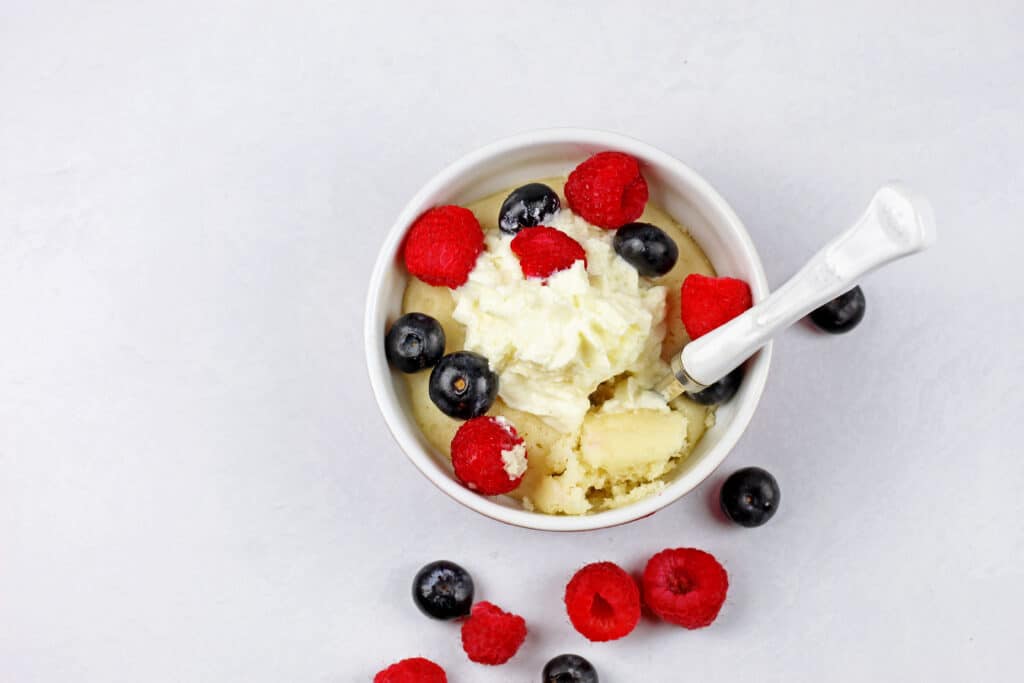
[660,183,936,399]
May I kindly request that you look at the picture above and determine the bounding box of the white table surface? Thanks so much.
[2,1,1022,681]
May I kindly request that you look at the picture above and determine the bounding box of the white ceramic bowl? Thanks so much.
[364,128,771,531]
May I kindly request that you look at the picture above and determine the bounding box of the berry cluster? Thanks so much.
[565,548,729,642]
[375,547,734,679]
[375,560,529,679]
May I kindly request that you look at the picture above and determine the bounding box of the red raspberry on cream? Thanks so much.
[680,274,752,340]
[450,416,528,495]
[564,151,649,229]
[403,205,484,288]
[510,226,587,279]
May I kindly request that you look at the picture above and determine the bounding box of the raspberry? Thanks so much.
[641,548,729,629]
[460,601,527,666]
[564,561,641,642]
[373,657,447,683]
[564,151,649,229]
[403,205,484,288]
[450,417,527,495]
[680,274,753,340]
[510,226,587,279]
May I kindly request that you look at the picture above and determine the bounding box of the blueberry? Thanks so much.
[543,654,598,683]
[686,364,744,405]
[499,183,560,235]
[384,313,446,373]
[809,286,866,334]
[720,466,780,527]
[412,560,474,620]
[612,222,679,277]
[428,351,498,419]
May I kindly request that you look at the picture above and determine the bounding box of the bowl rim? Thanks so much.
[364,127,772,532]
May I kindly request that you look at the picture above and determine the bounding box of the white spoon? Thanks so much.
[656,183,937,401]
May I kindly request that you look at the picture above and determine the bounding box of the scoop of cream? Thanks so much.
[451,210,669,433]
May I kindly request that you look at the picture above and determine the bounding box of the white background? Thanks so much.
[2,1,1022,681]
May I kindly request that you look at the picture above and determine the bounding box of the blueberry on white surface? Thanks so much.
[543,654,599,683]
[809,286,866,334]
[720,466,781,527]
[412,560,474,620]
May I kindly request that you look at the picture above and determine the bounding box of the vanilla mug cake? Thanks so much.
[365,129,771,531]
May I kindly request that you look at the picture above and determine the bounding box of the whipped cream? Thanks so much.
[452,210,670,433]
[599,376,670,414]
[500,442,528,479]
